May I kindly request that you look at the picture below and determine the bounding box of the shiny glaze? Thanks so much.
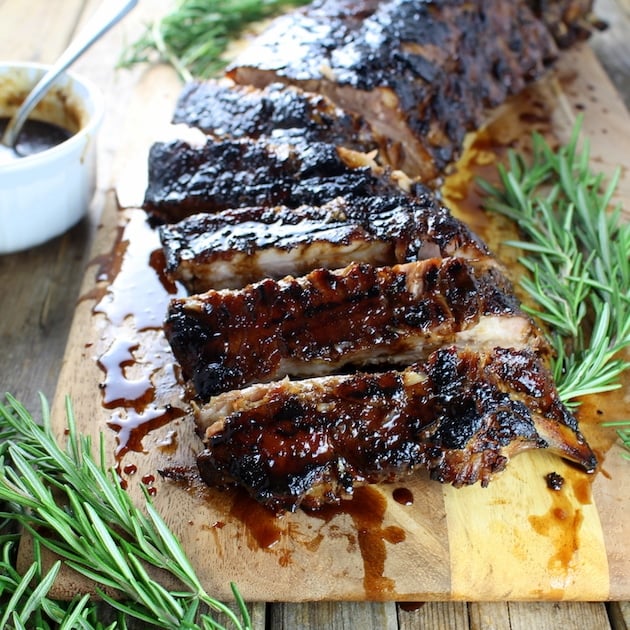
[91,210,188,459]
[196,346,596,512]
[159,193,489,293]
[228,0,561,179]
[143,136,409,224]
[173,80,376,153]
[165,256,525,399]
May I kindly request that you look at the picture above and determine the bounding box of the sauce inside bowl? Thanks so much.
[0,116,72,164]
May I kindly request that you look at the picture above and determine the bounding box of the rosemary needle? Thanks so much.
[478,116,630,407]
[119,0,310,80]
[0,393,252,630]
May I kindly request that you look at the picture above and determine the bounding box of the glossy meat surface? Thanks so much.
[159,194,489,292]
[172,80,377,153]
[228,0,558,181]
[143,137,412,224]
[195,345,597,512]
[164,256,546,400]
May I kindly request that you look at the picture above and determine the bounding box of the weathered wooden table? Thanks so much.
[1,1,629,627]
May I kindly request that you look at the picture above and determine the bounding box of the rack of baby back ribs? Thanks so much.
[141,0,600,514]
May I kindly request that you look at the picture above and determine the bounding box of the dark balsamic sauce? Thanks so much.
[392,487,414,506]
[0,116,72,162]
[545,471,564,491]
[91,210,188,461]
[306,486,405,598]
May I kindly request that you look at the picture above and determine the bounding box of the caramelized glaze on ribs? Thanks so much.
[164,256,547,400]
[144,137,414,224]
[147,0,600,507]
[228,0,558,181]
[194,346,597,512]
[159,194,489,292]
[172,80,377,153]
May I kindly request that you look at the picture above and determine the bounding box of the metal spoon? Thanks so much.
[0,0,137,154]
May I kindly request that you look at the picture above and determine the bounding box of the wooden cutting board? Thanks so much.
[38,42,629,602]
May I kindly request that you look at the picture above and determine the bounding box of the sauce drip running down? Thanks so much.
[0,116,72,163]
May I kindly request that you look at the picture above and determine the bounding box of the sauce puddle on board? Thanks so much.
[306,486,406,598]
[90,210,189,463]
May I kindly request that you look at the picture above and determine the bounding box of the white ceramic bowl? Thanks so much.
[0,62,104,254]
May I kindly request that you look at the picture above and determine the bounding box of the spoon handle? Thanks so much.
[1,0,138,148]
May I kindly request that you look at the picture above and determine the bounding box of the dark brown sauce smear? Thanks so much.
[229,490,286,550]
[0,116,72,161]
[97,336,154,410]
[107,405,186,458]
[93,211,185,331]
[306,486,405,598]
[392,487,414,506]
[529,466,593,573]
[80,225,126,305]
[224,485,405,597]
[89,210,188,461]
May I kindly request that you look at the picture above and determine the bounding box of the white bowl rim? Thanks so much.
[0,60,105,173]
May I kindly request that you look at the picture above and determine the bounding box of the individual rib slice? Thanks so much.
[227,0,558,182]
[164,256,546,400]
[143,137,413,224]
[194,345,597,512]
[159,194,489,293]
[172,80,377,153]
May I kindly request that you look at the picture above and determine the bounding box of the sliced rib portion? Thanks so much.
[172,80,377,153]
[164,257,547,400]
[194,345,597,512]
[143,137,413,224]
[159,194,489,293]
[228,0,558,182]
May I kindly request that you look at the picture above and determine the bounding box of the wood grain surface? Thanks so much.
[1,1,629,628]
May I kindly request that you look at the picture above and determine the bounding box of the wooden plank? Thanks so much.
[470,602,612,630]
[269,602,398,629]
[398,602,469,630]
[507,602,612,630]
[608,601,630,630]
[469,602,511,630]
[0,0,86,63]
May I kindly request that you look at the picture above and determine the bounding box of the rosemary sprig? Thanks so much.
[0,393,252,629]
[477,117,630,406]
[602,421,630,461]
[119,0,310,81]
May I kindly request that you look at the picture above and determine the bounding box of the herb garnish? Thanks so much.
[119,0,310,80]
[602,420,630,460]
[0,394,251,629]
[477,117,630,407]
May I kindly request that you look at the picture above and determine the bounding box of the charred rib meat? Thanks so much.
[228,0,558,181]
[159,194,489,293]
[145,0,599,506]
[144,137,414,224]
[172,80,377,153]
[164,257,547,400]
[194,346,597,512]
